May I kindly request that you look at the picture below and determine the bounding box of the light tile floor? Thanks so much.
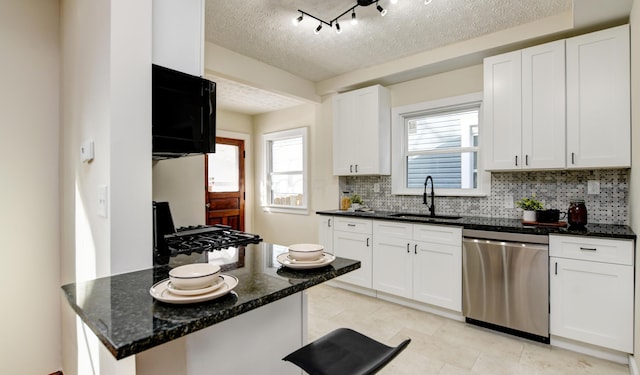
[306,284,630,375]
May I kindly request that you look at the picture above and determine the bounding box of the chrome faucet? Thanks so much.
[423,176,435,217]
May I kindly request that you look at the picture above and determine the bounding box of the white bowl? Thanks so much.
[169,263,221,290]
[288,243,324,261]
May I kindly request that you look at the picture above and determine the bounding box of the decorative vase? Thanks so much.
[522,210,536,222]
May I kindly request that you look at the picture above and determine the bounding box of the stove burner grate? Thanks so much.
[162,224,262,257]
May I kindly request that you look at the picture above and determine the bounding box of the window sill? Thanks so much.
[262,206,309,215]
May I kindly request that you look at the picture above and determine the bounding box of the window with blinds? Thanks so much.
[391,93,485,196]
[406,107,479,189]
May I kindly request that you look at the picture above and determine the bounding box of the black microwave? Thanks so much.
[152,64,216,159]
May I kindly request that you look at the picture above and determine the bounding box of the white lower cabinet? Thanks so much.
[332,217,372,288]
[373,221,462,312]
[549,235,634,353]
[317,216,334,254]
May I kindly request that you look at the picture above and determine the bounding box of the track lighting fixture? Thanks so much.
[293,0,427,34]
[292,14,303,26]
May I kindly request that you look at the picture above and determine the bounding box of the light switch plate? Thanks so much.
[587,180,600,195]
[373,183,380,193]
[97,185,108,218]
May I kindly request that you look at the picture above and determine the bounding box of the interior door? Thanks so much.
[205,137,245,231]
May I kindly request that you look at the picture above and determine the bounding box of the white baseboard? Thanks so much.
[375,292,464,322]
[629,354,638,375]
[325,280,377,297]
[550,336,629,365]
[325,281,463,321]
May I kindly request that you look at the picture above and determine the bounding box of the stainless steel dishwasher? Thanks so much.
[462,229,549,343]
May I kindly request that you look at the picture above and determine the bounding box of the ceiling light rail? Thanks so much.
[293,0,425,34]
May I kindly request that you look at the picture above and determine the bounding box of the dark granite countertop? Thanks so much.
[61,242,360,360]
[317,210,636,239]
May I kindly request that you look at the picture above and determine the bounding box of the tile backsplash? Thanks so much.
[341,169,630,225]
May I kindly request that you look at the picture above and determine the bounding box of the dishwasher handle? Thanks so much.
[463,237,549,251]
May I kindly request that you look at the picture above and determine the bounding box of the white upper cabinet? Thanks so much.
[522,40,566,169]
[152,0,204,76]
[333,85,391,176]
[566,25,630,169]
[483,50,522,170]
[484,40,565,170]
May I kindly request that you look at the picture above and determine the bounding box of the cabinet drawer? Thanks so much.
[373,221,412,238]
[413,225,462,246]
[549,235,634,265]
[333,217,372,234]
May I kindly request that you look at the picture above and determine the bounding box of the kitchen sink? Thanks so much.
[390,213,462,220]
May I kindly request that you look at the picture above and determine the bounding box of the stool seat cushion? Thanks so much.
[283,328,411,375]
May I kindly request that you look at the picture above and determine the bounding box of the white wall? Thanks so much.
[253,103,327,245]
[60,0,152,374]
[0,1,61,373]
[152,156,206,227]
[629,0,640,368]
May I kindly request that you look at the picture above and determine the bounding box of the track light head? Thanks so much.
[335,22,342,34]
[376,4,387,16]
[351,10,358,25]
[292,14,303,26]
[314,23,322,34]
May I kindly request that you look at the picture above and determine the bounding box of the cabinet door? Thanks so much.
[333,231,372,288]
[413,240,462,312]
[550,257,633,352]
[332,93,357,175]
[566,25,630,168]
[332,85,390,176]
[317,216,333,254]
[483,50,522,170]
[372,236,412,298]
[522,40,566,169]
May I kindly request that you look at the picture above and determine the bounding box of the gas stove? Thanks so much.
[166,225,262,254]
[153,201,262,265]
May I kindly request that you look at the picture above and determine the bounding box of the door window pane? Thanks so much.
[208,143,239,192]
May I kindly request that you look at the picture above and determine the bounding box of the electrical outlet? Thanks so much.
[373,183,380,193]
[587,180,600,195]
[98,185,108,218]
[505,194,514,209]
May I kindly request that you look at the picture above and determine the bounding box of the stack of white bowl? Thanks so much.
[168,263,223,295]
[288,243,324,262]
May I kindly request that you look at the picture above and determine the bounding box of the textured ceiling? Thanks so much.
[208,75,306,115]
[205,0,572,83]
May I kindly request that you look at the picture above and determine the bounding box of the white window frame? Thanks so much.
[391,92,489,197]
[261,127,309,215]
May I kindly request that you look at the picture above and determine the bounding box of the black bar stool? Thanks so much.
[283,328,411,375]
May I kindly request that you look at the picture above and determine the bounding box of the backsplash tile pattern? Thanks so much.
[341,169,630,225]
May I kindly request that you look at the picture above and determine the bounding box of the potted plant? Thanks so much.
[350,194,364,211]
[516,195,543,222]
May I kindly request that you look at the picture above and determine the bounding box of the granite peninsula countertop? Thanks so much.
[317,210,636,239]
[61,242,360,360]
